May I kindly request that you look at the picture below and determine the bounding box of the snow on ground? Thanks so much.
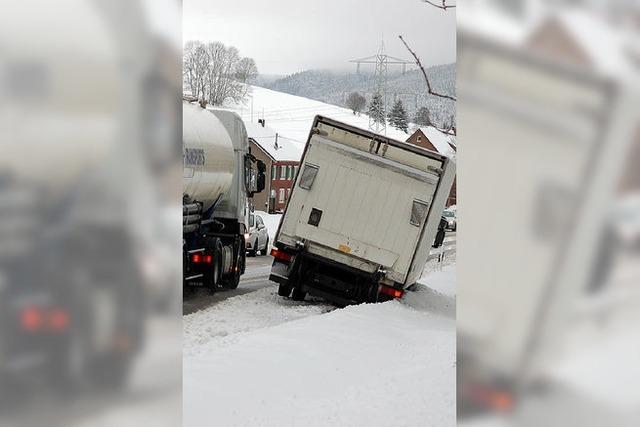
[224,85,413,145]
[183,266,456,427]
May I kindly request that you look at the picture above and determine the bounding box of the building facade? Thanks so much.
[407,127,457,207]
[246,122,303,213]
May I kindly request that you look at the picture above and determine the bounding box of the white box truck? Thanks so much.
[270,116,455,305]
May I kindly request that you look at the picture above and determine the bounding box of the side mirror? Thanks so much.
[258,223,266,230]
[256,160,266,193]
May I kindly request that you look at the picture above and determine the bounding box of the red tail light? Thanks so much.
[465,384,514,412]
[378,285,404,299]
[20,306,42,332]
[204,254,213,264]
[191,253,202,263]
[48,309,70,332]
[270,248,293,263]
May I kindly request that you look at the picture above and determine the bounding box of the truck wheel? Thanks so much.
[221,250,243,290]
[291,287,306,301]
[260,237,269,256]
[278,283,292,297]
[205,238,222,294]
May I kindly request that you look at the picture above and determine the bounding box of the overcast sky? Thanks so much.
[183,0,456,75]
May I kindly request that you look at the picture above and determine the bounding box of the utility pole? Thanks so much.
[349,39,414,135]
[369,39,388,135]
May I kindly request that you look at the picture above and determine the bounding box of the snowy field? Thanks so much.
[183,264,456,427]
[225,85,413,145]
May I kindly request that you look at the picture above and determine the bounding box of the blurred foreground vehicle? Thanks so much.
[458,3,640,426]
[270,116,455,306]
[0,0,182,423]
[183,101,266,293]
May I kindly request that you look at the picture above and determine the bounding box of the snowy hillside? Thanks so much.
[224,85,415,145]
[258,65,456,128]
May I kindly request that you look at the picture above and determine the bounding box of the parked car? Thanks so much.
[246,211,269,256]
[443,209,457,231]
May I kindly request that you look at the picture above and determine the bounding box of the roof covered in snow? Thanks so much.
[418,127,456,158]
[547,10,639,78]
[245,121,303,162]
[459,3,638,80]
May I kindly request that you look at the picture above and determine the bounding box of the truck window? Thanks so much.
[299,164,319,190]
[410,200,430,227]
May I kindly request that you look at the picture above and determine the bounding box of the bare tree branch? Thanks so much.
[398,35,457,102]
[422,0,456,10]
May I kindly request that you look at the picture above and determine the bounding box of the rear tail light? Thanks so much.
[191,253,202,263]
[204,254,213,264]
[378,284,404,299]
[20,307,70,332]
[48,309,70,332]
[464,384,514,412]
[20,306,42,331]
[270,248,293,263]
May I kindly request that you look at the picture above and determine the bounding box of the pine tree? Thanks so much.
[389,99,409,133]
[367,93,386,125]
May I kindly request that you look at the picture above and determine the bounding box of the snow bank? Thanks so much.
[184,267,456,427]
[403,265,456,319]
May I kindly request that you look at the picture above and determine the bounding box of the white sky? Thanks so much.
[183,0,456,75]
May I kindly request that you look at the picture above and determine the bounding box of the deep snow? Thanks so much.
[183,265,456,427]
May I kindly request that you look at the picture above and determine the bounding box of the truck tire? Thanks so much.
[278,283,292,297]
[221,248,243,290]
[205,237,223,294]
[291,287,306,301]
[260,237,269,256]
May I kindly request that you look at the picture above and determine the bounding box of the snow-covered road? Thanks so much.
[183,265,456,426]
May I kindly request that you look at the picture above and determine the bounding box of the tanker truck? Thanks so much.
[183,101,266,292]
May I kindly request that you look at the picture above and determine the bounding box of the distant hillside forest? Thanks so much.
[254,64,455,128]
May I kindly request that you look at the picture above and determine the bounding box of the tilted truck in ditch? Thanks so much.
[183,101,265,292]
[270,116,455,306]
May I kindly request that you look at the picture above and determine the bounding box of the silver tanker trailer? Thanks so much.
[183,101,266,292]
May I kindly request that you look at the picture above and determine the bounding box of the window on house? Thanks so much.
[294,166,299,178]
[417,136,422,143]
[280,165,287,180]
[271,165,276,180]
[279,188,285,203]
[288,165,293,179]
[287,188,291,200]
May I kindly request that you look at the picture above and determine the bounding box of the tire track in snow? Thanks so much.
[184,286,335,356]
